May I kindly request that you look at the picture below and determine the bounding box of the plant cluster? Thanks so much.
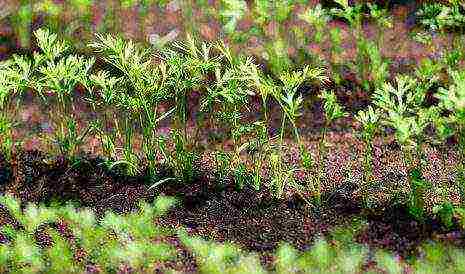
[0,29,328,198]
[0,194,176,273]
[417,1,465,33]
[3,27,465,226]
[2,194,465,273]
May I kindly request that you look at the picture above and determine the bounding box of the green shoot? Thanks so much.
[298,4,330,44]
[374,76,434,220]
[272,66,328,200]
[355,106,380,206]
[319,90,348,204]
[436,70,465,205]
[90,33,175,179]
[203,45,252,188]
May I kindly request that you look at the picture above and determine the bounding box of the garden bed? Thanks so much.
[2,1,465,272]
[0,146,464,273]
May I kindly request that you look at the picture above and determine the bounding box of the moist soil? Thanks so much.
[0,150,464,272]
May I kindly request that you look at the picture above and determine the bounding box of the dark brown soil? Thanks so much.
[1,150,151,213]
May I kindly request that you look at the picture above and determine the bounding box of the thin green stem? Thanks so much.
[293,124,316,195]
[363,137,374,185]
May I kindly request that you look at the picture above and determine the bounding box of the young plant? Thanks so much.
[330,0,364,36]
[247,121,269,190]
[1,29,95,161]
[33,29,94,161]
[158,35,219,182]
[0,194,176,272]
[435,70,465,205]
[330,1,390,92]
[166,130,199,184]
[0,115,15,160]
[352,37,390,91]
[264,38,293,76]
[328,27,344,85]
[86,71,120,164]
[241,62,328,198]
[90,33,174,179]
[219,0,248,34]
[367,3,393,49]
[275,237,366,274]
[238,62,276,190]
[298,4,330,44]
[0,56,33,159]
[275,87,303,198]
[373,76,434,220]
[355,106,380,195]
[202,44,253,188]
[415,58,444,88]
[417,3,465,33]
[318,90,348,203]
[213,150,232,185]
[179,229,265,274]
[273,66,328,200]
[7,1,33,48]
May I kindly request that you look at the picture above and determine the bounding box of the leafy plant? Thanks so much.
[330,0,364,32]
[375,250,404,274]
[368,3,392,29]
[158,35,219,182]
[0,194,176,272]
[33,29,94,161]
[352,37,390,91]
[435,70,465,204]
[298,4,330,44]
[168,130,199,183]
[0,28,95,160]
[238,60,275,190]
[415,58,443,88]
[433,201,456,229]
[318,90,348,203]
[8,1,33,48]
[329,1,391,92]
[271,66,328,200]
[367,3,393,48]
[179,229,265,274]
[373,76,435,220]
[328,27,344,85]
[275,237,366,274]
[355,106,380,206]
[90,33,174,179]
[240,62,327,198]
[220,0,248,34]
[417,3,465,32]
[214,150,232,185]
[203,43,254,188]
[263,38,293,76]
[246,122,270,190]
[0,57,32,159]
[86,71,120,163]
